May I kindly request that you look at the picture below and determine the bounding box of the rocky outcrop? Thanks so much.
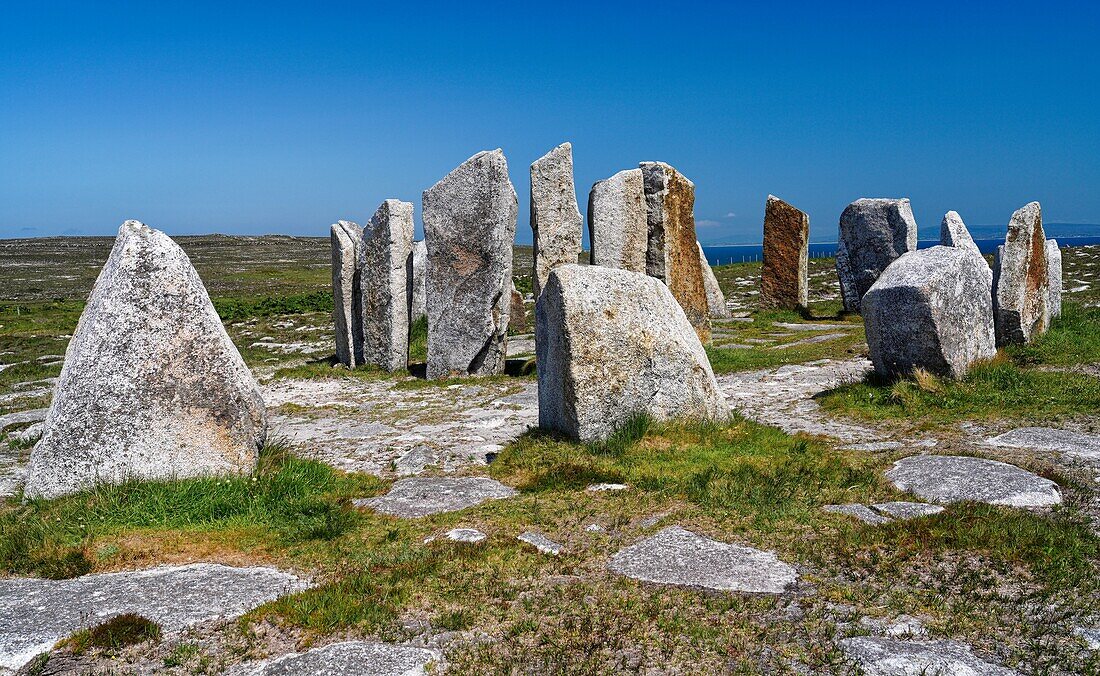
[993,202,1049,345]
[696,241,727,318]
[331,220,364,366]
[536,264,725,442]
[24,221,266,499]
[1047,239,1062,319]
[640,161,710,341]
[886,455,1061,507]
[530,142,582,299]
[422,149,518,379]
[407,239,427,325]
[361,200,414,372]
[760,195,809,309]
[588,169,647,273]
[836,198,917,312]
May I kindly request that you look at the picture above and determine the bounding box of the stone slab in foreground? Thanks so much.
[839,636,1020,676]
[354,476,516,518]
[609,526,797,593]
[886,455,1061,507]
[0,563,304,674]
[234,641,440,676]
[986,427,1100,462]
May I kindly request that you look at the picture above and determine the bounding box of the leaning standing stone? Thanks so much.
[696,241,727,318]
[760,195,809,309]
[1046,239,1062,319]
[530,142,582,299]
[422,149,518,379]
[588,168,647,273]
[24,221,267,499]
[361,200,414,372]
[640,161,711,341]
[407,239,427,325]
[992,202,1049,345]
[536,264,726,442]
[331,220,364,366]
[835,198,917,312]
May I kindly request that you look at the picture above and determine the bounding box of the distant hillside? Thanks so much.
[917,222,1100,241]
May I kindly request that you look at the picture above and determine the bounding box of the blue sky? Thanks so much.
[1,1,1098,243]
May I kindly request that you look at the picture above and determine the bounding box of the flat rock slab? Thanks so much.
[986,427,1100,462]
[235,641,440,676]
[871,501,945,519]
[886,455,1061,507]
[824,504,893,525]
[1075,627,1100,650]
[839,636,1020,675]
[518,531,562,555]
[608,526,797,594]
[772,322,851,332]
[586,483,629,492]
[0,563,305,674]
[444,528,487,543]
[0,409,48,435]
[354,477,516,518]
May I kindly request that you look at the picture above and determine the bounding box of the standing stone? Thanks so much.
[509,280,527,333]
[361,200,414,372]
[588,169,647,273]
[331,220,364,366]
[696,241,727,318]
[24,221,267,499]
[640,161,710,341]
[1047,239,1062,319]
[422,149,517,379]
[536,264,726,442]
[940,210,981,256]
[407,239,427,325]
[992,202,1049,345]
[760,195,809,309]
[835,198,918,312]
[530,142,582,299]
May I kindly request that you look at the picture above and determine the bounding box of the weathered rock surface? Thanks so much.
[1076,627,1100,650]
[886,455,1061,507]
[761,195,809,309]
[986,427,1100,462]
[1047,239,1062,319]
[443,528,486,543]
[993,202,1049,345]
[697,241,727,317]
[640,161,710,341]
[331,220,365,366]
[871,501,945,520]
[530,143,582,300]
[354,476,516,518]
[408,239,427,324]
[823,504,893,525]
[836,198,917,312]
[838,636,1020,676]
[236,641,439,676]
[940,210,981,256]
[518,531,563,555]
[24,221,266,500]
[422,149,517,379]
[0,564,304,674]
[862,244,995,378]
[509,280,526,333]
[609,526,797,593]
[588,169,648,273]
[361,200,414,372]
[536,264,726,442]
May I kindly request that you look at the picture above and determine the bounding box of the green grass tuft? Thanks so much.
[65,614,162,655]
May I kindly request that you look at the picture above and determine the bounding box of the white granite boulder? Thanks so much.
[361,200,414,372]
[992,202,1049,345]
[422,149,518,379]
[407,239,427,325]
[886,455,1061,507]
[331,220,364,366]
[697,241,727,318]
[536,264,726,442]
[24,221,266,499]
[530,142,582,299]
[836,198,918,312]
[1047,239,1062,319]
[588,168,648,273]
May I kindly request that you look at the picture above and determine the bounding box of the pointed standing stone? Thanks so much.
[361,200,414,372]
[422,149,518,379]
[407,239,427,325]
[760,195,810,309]
[993,202,1049,345]
[530,142,582,299]
[696,241,727,318]
[24,221,267,499]
[640,161,710,341]
[588,169,648,273]
[835,198,917,312]
[1046,239,1062,319]
[331,220,364,367]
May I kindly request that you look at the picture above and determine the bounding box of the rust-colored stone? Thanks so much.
[760,195,809,309]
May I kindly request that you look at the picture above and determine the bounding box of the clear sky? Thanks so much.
[2,1,1098,243]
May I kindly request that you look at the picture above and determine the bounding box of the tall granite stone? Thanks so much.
[536,264,726,442]
[588,169,647,273]
[862,213,995,379]
[331,220,364,366]
[362,200,414,372]
[530,142,582,299]
[1047,239,1062,319]
[407,239,427,325]
[697,241,727,318]
[760,195,809,309]
[992,202,1049,345]
[422,149,517,379]
[24,221,267,499]
[835,198,918,312]
[639,161,710,341]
